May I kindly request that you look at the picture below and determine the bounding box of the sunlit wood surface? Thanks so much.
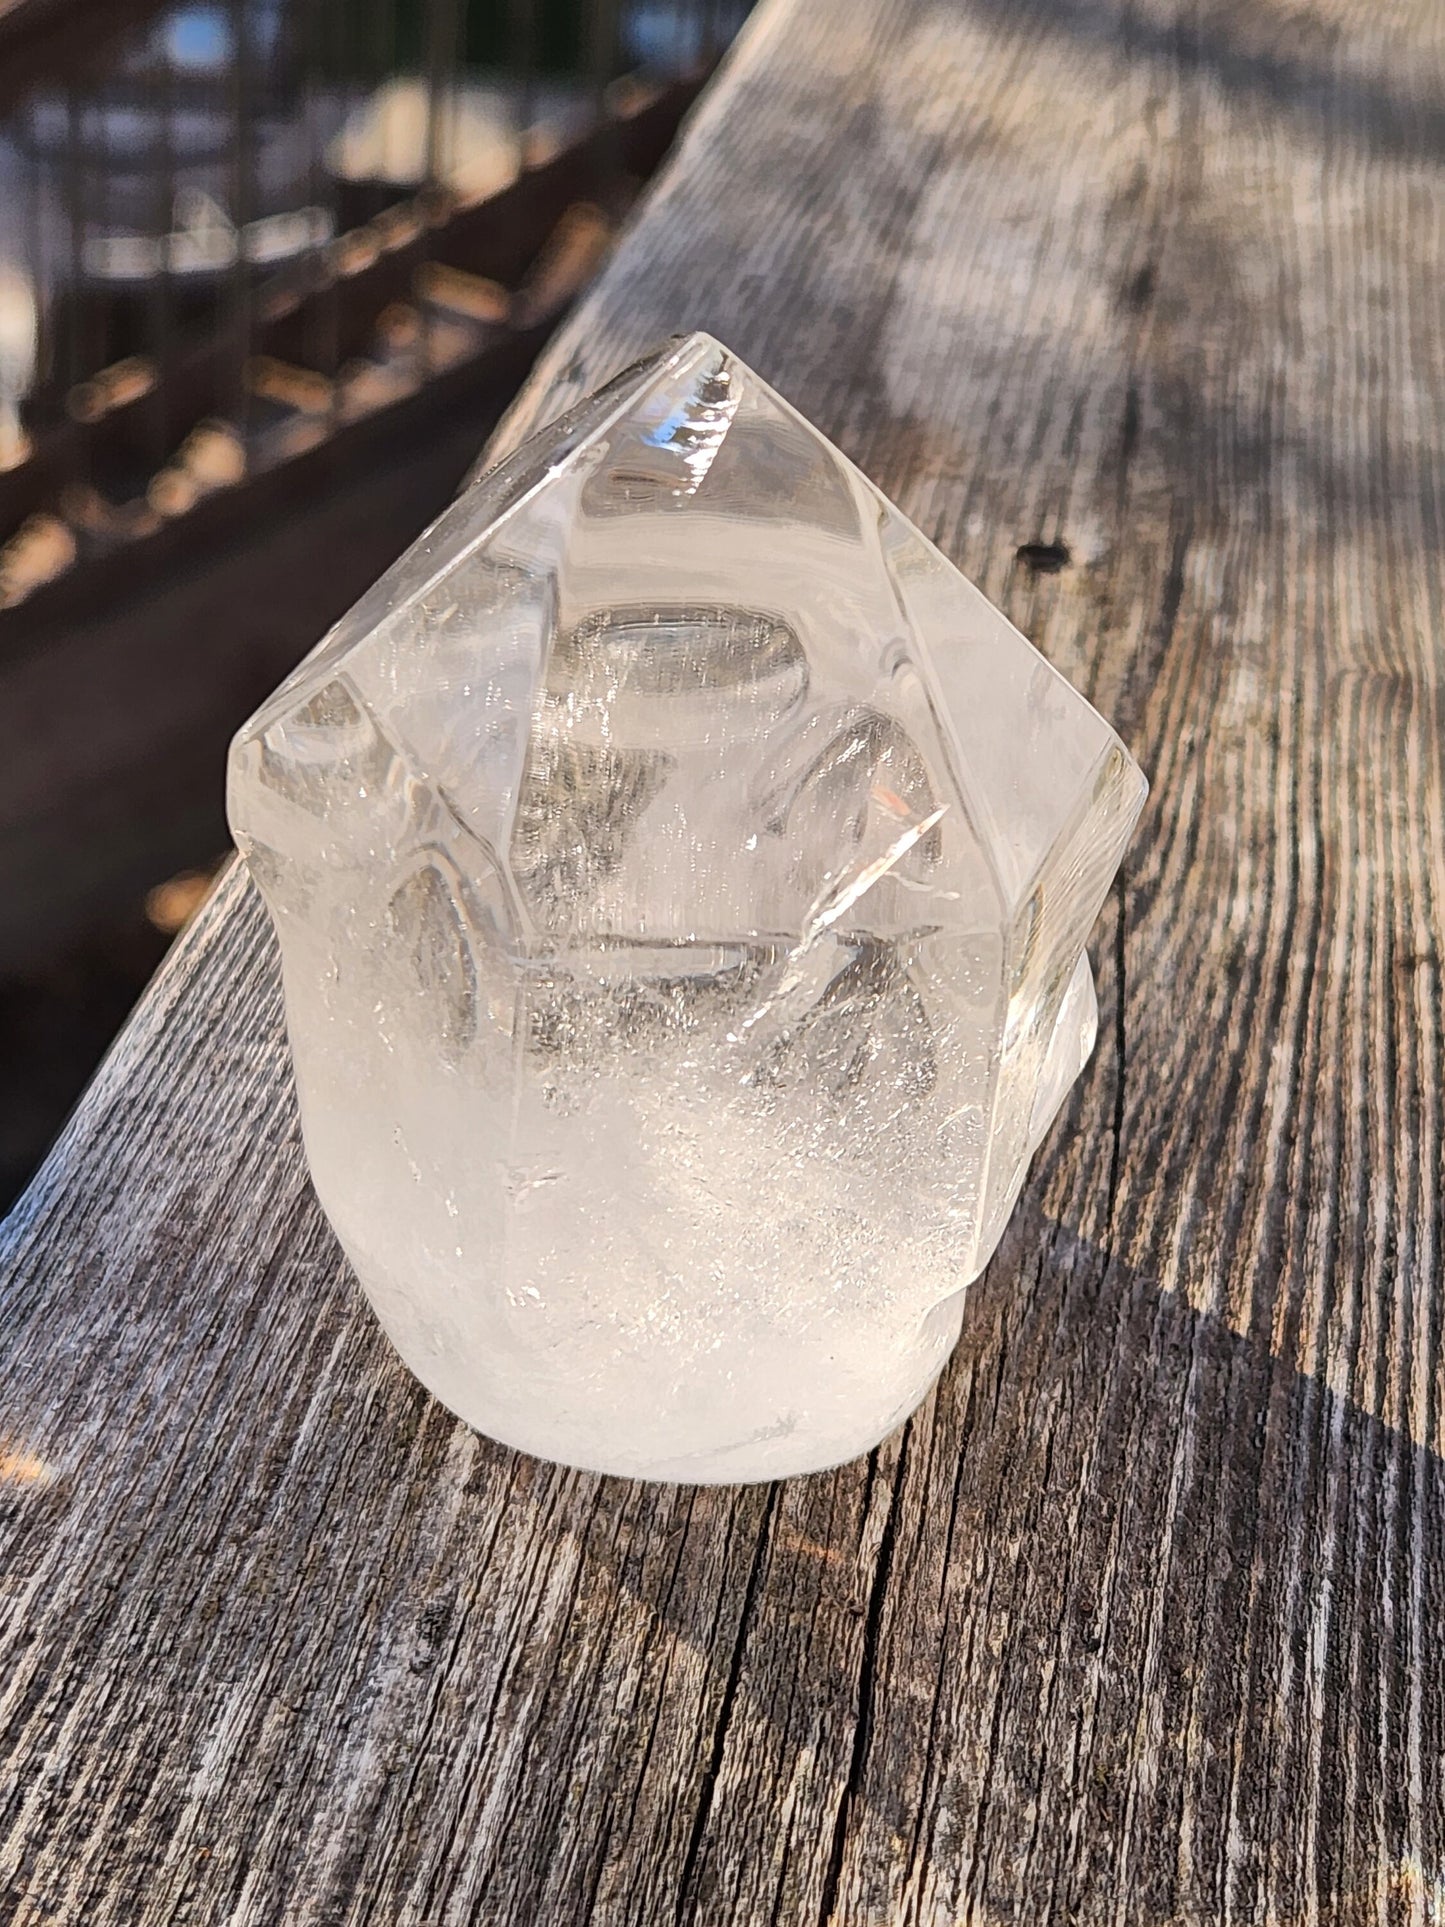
[4,0,1445,1918]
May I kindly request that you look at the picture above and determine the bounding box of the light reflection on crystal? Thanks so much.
[229,332,1146,1483]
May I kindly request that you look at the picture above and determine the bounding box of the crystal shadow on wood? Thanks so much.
[227,333,1147,1483]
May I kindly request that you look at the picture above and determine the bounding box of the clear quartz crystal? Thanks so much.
[228,333,1147,1484]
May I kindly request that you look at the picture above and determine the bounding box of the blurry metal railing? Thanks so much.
[0,0,747,616]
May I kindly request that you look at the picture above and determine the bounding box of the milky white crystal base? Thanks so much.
[284,936,1096,1482]
[230,334,1145,1484]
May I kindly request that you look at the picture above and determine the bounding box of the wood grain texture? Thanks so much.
[4,0,1445,1918]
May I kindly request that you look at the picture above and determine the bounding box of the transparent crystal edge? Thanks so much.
[683,335,1145,757]
[226,333,719,773]
[960,740,1146,1272]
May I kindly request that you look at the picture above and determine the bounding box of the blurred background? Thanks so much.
[0,0,750,1210]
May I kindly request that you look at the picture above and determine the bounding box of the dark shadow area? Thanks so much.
[0,909,170,1208]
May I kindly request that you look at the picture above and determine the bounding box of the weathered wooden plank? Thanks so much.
[4,0,1445,1919]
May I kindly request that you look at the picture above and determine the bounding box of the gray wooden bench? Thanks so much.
[4,0,1443,1918]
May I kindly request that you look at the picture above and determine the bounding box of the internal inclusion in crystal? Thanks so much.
[228,332,1147,1483]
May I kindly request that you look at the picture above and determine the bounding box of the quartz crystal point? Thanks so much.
[228,333,1147,1484]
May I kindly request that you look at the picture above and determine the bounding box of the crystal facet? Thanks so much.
[228,334,1147,1483]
